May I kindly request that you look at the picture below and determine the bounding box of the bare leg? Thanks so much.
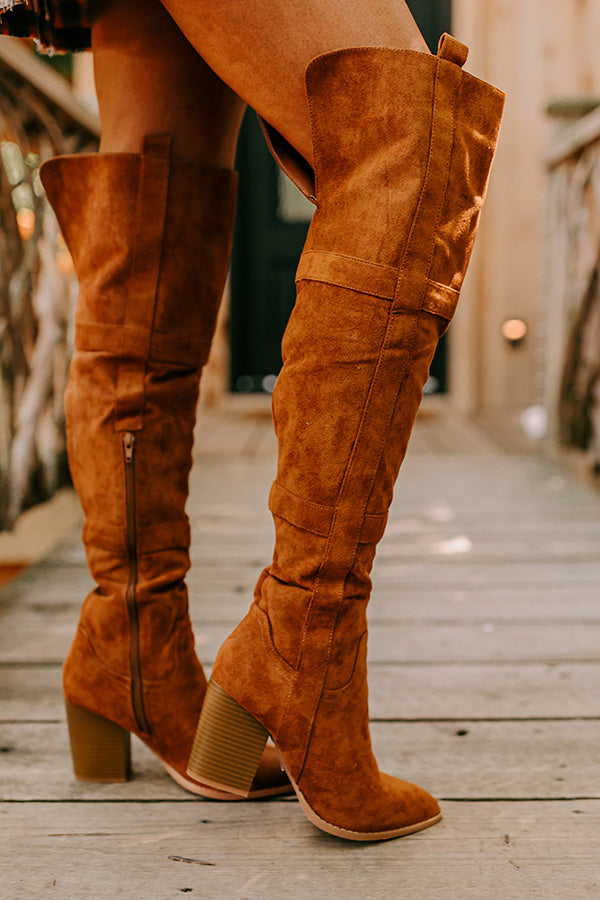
[157,0,428,171]
[91,0,246,165]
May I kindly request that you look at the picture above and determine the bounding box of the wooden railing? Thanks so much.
[545,100,600,474]
[0,39,99,530]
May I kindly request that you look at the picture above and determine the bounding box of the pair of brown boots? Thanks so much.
[41,36,503,840]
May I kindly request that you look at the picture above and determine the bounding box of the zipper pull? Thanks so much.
[123,432,135,463]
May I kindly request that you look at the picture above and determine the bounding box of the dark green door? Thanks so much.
[230,0,452,394]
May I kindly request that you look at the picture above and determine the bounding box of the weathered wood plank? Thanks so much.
[415,412,501,455]
[372,559,600,588]
[2,429,599,898]
[2,720,599,801]
[192,401,516,460]
[187,521,600,561]
[186,453,600,516]
[2,801,599,900]
[5,556,600,622]
[3,662,600,722]
[193,417,273,458]
[393,458,600,513]
[20,519,600,570]
[2,609,600,665]
[369,661,600,719]
[16,556,600,598]
[27,541,600,580]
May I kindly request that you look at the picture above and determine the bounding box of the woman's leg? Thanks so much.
[92,0,245,162]
[158,0,428,172]
[43,0,290,798]
[182,1,505,839]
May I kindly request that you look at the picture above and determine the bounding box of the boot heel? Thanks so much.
[65,700,131,783]
[187,679,269,797]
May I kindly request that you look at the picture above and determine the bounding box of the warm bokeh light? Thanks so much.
[16,207,35,241]
[501,318,528,344]
[56,246,74,274]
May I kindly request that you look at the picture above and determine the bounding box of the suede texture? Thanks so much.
[212,37,505,834]
[39,139,287,792]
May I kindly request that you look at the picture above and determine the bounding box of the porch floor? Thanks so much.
[2,399,600,899]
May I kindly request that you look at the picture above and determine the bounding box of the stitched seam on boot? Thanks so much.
[253,604,296,681]
[427,277,460,293]
[322,630,367,692]
[272,480,334,512]
[300,249,396,273]
[393,282,460,318]
[296,276,395,301]
[392,68,460,312]
[296,251,397,299]
[272,511,329,538]
[270,481,334,535]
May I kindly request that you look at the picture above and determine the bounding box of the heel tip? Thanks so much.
[65,701,132,783]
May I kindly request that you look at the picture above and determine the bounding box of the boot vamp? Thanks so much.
[296,636,439,834]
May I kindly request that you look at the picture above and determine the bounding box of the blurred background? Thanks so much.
[1,0,599,565]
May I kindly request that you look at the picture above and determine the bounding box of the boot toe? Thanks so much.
[380,772,441,830]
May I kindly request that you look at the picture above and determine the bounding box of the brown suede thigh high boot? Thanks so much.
[187,37,505,834]
[40,136,289,799]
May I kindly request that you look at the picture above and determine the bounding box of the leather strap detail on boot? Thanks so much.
[296,250,397,300]
[296,250,460,319]
[114,135,171,432]
[437,33,468,68]
[269,481,387,544]
[74,323,212,369]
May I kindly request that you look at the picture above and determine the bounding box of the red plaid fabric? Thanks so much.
[0,0,91,52]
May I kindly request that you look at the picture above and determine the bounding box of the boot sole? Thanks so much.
[161,757,290,800]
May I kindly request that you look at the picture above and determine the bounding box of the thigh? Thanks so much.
[90,0,246,168]
[157,0,428,169]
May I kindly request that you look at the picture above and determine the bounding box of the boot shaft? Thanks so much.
[41,138,237,371]
[272,35,505,541]
[303,37,504,290]
[40,140,237,703]
[40,138,237,548]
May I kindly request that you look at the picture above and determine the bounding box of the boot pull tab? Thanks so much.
[437,33,469,68]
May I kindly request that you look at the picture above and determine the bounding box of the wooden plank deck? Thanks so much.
[2,399,600,898]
